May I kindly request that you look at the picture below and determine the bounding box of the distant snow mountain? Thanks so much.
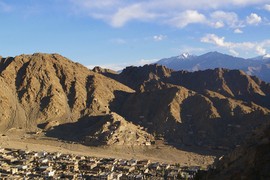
[250,54,270,61]
[156,52,270,82]
[157,52,197,65]
[177,52,196,59]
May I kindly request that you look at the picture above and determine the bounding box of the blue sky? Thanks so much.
[0,0,270,70]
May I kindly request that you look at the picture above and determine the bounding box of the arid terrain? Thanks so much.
[0,53,270,178]
[0,128,218,168]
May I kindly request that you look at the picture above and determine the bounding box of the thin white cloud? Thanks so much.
[229,49,239,56]
[110,4,159,27]
[234,28,243,33]
[209,11,242,28]
[70,0,269,28]
[201,34,229,47]
[201,33,270,56]
[87,58,158,71]
[264,4,270,11]
[246,13,262,25]
[212,21,224,28]
[87,63,128,71]
[168,10,206,28]
[137,58,158,66]
[256,46,266,55]
[153,35,167,41]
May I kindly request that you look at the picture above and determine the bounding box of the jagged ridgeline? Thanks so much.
[0,53,134,129]
[0,53,270,148]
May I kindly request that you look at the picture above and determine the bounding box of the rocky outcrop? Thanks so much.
[83,113,154,146]
[0,53,134,132]
[92,66,118,80]
[115,64,173,92]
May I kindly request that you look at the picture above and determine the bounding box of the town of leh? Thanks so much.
[1,0,270,179]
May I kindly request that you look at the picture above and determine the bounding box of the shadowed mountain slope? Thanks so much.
[111,64,270,108]
[199,121,270,180]
[103,64,270,148]
[0,54,270,150]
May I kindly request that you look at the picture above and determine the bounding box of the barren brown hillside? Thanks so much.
[98,64,270,149]
[0,54,270,150]
[0,53,134,132]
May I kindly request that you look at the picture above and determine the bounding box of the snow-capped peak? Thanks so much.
[177,52,192,59]
[263,54,270,59]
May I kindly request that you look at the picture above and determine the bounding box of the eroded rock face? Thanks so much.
[106,64,270,148]
[0,76,26,130]
[0,53,134,131]
[0,54,270,148]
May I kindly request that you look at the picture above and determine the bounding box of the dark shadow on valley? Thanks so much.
[40,90,270,157]
[108,90,270,156]
[40,115,109,146]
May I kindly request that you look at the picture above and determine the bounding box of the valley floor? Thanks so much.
[0,128,222,168]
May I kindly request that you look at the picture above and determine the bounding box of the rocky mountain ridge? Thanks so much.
[0,53,270,150]
[101,64,270,149]
[0,53,133,131]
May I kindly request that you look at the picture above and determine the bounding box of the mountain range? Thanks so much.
[156,51,270,82]
[1,53,269,178]
[0,53,269,148]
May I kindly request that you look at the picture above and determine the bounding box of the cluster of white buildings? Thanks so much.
[0,147,200,179]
